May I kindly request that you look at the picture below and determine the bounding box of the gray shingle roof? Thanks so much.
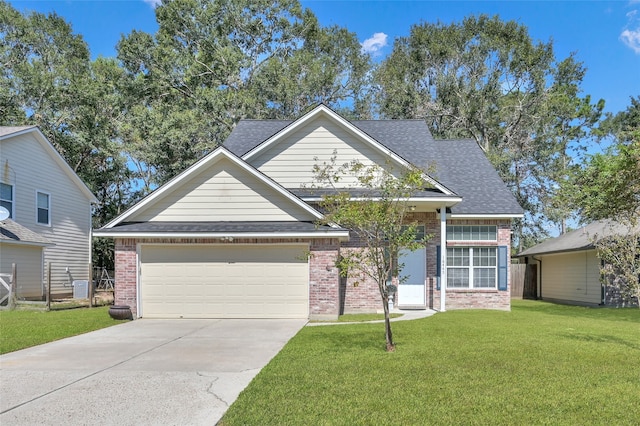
[517,220,640,256]
[224,120,523,215]
[0,219,53,246]
[98,221,346,234]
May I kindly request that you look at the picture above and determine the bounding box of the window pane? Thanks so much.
[37,192,49,209]
[473,247,497,266]
[447,225,497,241]
[0,183,12,201]
[447,268,469,288]
[474,268,496,288]
[38,208,48,224]
[37,192,49,224]
[447,247,469,266]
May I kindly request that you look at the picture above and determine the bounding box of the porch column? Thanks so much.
[440,205,447,312]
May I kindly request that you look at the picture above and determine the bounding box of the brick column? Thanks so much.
[114,239,138,317]
[309,238,340,320]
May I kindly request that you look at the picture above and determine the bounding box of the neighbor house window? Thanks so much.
[446,247,497,289]
[36,191,50,225]
[447,225,497,241]
[0,183,13,218]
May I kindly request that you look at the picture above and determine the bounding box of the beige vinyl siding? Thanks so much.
[129,157,315,222]
[250,116,404,187]
[1,133,92,297]
[0,243,44,299]
[541,250,601,305]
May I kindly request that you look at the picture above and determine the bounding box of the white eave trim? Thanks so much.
[241,104,455,196]
[301,196,462,205]
[92,231,351,241]
[450,213,524,219]
[102,147,326,229]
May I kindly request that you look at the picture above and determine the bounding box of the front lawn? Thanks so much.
[220,300,640,425]
[0,306,126,354]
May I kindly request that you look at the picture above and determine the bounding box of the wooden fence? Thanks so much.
[510,263,537,299]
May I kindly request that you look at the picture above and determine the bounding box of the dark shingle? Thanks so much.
[223,119,523,215]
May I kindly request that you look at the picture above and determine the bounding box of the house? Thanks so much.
[94,105,523,320]
[517,220,639,307]
[0,126,97,299]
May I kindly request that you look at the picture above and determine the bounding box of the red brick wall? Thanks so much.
[114,238,138,316]
[340,246,383,313]
[309,239,341,320]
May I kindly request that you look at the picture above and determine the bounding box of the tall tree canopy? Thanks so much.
[4,2,629,258]
[116,0,371,190]
[374,15,604,249]
[559,97,640,224]
[0,1,133,230]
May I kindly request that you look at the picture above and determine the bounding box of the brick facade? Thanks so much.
[114,238,138,316]
[309,239,341,320]
[113,218,513,319]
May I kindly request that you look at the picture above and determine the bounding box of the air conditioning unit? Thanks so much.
[73,280,89,299]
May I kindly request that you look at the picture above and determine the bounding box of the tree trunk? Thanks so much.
[382,294,395,352]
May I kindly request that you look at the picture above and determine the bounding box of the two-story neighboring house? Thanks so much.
[0,126,97,299]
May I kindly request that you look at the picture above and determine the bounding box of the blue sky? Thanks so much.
[7,0,640,115]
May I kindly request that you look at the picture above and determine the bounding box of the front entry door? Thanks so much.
[397,247,426,307]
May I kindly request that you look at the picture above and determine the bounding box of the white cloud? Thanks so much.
[143,0,162,8]
[620,9,640,54]
[361,32,388,55]
[620,28,640,53]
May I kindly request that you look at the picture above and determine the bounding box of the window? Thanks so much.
[446,247,497,289]
[0,183,13,218]
[447,225,497,241]
[37,191,50,225]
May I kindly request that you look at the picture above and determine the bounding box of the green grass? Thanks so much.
[309,313,403,323]
[220,300,640,425]
[337,313,403,322]
[0,306,126,354]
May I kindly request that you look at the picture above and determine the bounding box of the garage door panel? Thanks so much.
[140,245,308,318]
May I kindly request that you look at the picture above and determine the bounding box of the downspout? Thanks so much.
[440,206,447,312]
[531,255,542,300]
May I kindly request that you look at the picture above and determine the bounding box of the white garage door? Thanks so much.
[140,244,309,319]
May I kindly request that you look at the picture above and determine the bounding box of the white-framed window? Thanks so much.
[36,191,50,226]
[447,225,497,241]
[446,246,497,289]
[0,182,13,218]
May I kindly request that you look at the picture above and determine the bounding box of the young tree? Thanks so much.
[313,159,432,351]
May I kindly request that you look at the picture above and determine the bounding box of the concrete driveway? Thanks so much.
[0,318,306,425]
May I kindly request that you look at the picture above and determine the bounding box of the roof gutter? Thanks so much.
[92,230,351,241]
